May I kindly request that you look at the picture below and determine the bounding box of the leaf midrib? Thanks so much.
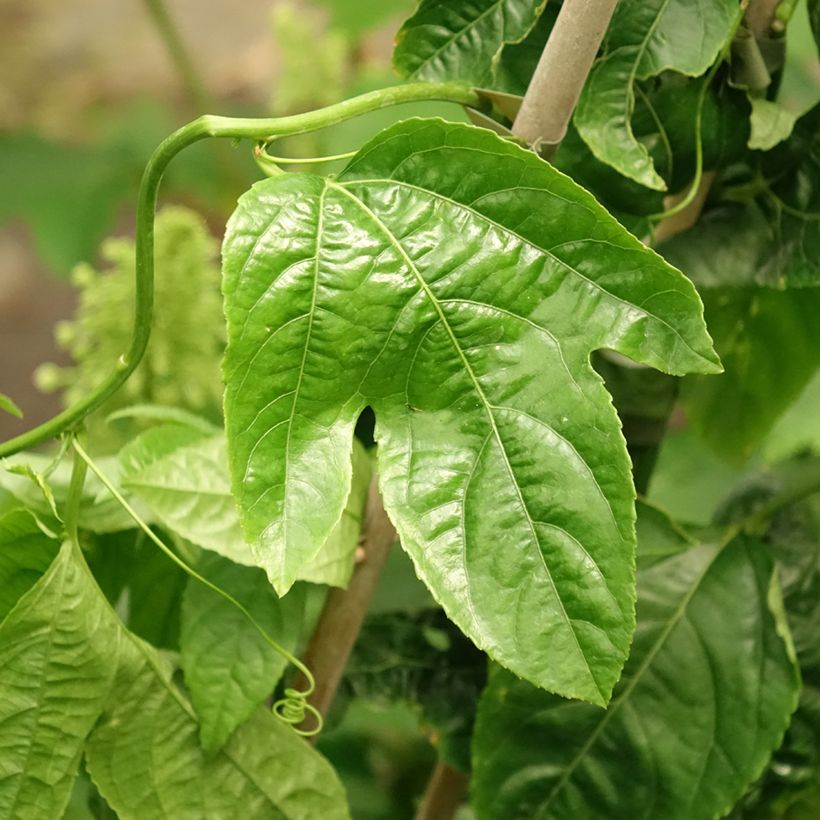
[328,180,603,701]
[338,176,716,372]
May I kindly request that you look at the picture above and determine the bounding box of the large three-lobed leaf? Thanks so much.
[222,118,720,705]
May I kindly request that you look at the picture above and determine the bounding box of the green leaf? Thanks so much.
[762,484,820,671]
[3,461,61,521]
[0,541,121,819]
[471,531,801,820]
[223,117,719,704]
[393,0,546,85]
[85,634,351,820]
[0,518,348,819]
[574,0,739,189]
[749,97,798,151]
[120,428,256,567]
[661,103,820,290]
[123,540,188,650]
[180,553,305,753]
[633,499,694,567]
[0,507,60,623]
[490,5,558,95]
[682,287,820,464]
[120,427,369,584]
[0,452,133,533]
[298,439,372,587]
[0,392,22,419]
[106,403,221,434]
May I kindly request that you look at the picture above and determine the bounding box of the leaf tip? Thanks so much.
[0,392,23,419]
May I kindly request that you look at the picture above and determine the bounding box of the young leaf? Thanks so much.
[0,453,133,533]
[222,117,720,704]
[180,553,305,753]
[574,0,739,189]
[748,97,797,151]
[85,634,350,820]
[681,287,820,464]
[0,541,121,820]
[0,507,60,622]
[393,0,546,86]
[471,533,801,820]
[3,462,61,521]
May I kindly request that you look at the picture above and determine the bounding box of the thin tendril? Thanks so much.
[255,142,357,167]
[0,82,480,459]
[70,436,323,737]
[647,70,715,224]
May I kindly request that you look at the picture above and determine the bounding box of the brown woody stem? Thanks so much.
[294,475,396,736]
[413,761,470,820]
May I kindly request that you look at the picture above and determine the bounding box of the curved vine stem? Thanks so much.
[0,82,480,459]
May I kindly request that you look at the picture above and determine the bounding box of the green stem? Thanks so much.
[64,438,88,545]
[648,61,719,225]
[0,82,480,458]
[772,0,799,33]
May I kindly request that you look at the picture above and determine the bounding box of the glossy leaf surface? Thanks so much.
[471,532,801,819]
[0,541,120,820]
[575,0,738,189]
[223,117,720,703]
[393,0,545,86]
[180,553,305,752]
[85,634,350,820]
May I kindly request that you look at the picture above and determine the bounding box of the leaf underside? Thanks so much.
[119,424,370,586]
[0,539,350,819]
[180,553,305,753]
[222,117,719,704]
